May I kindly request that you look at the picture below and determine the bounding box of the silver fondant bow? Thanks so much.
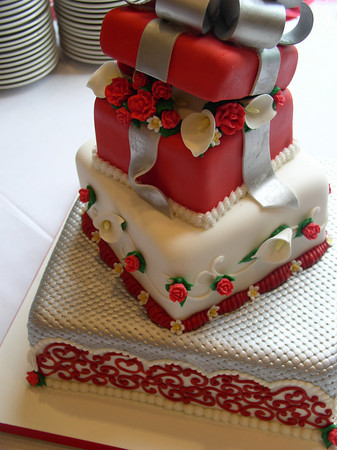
[127,0,313,49]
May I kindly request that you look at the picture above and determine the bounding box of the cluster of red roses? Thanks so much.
[105,71,181,133]
[212,87,285,136]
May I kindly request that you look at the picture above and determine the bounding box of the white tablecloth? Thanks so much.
[1,2,337,447]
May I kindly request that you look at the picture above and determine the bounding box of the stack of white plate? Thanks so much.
[0,0,59,90]
[54,0,125,64]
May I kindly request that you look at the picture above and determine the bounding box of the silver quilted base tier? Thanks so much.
[28,161,337,398]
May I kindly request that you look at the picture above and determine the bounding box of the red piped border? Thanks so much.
[81,212,329,333]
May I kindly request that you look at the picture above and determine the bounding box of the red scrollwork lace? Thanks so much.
[37,342,332,428]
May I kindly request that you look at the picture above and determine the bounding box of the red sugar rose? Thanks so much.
[152,80,172,100]
[328,429,337,445]
[132,71,149,90]
[161,109,180,129]
[273,91,285,106]
[79,188,90,203]
[127,90,157,121]
[302,222,320,240]
[105,77,133,107]
[216,277,234,296]
[116,107,132,126]
[169,283,188,303]
[124,254,140,272]
[215,102,245,135]
[26,371,39,386]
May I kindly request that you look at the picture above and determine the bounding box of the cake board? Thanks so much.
[1,159,336,450]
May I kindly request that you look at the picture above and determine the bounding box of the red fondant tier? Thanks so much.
[36,341,333,429]
[95,89,293,214]
[100,6,298,102]
[82,213,329,334]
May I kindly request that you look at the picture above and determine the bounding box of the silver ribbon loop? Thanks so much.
[155,0,218,35]
[242,123,299,209]
[279,1,313,45]
[215,0,286,49]
[128,124,171,217]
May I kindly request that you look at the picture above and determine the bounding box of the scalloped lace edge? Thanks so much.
[29,336,331,442]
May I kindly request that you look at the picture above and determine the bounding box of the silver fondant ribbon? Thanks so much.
[242,123,299,209]
[250,47,281,96]
[128,124,171,217]
[127,0,313,50]
[136,18,183,82]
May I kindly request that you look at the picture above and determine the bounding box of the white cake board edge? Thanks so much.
[0,198,332,450]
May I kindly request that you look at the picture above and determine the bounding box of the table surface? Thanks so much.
[1,1,337,448]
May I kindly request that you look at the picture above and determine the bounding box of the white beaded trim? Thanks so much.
[46,377,321,442]
[92,141,300,229]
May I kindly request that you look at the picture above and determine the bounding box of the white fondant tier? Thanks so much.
[75,140,329,322]
[28,198,336,401]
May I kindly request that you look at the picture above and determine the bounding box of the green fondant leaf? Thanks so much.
[132,119,141,129]
[295,217,313,238]
[270,86,281,97]
[269,224,290,238]
[156,98,175,114]
[160,123,181,137]
[210,275,235,291]
[37,372,47,387]
[179,298,187,307]
[321,424,337,449]
[87,185,96,211]
[126,250,146,273]
[239,225,290,263]
[121,221,127,231]
[167,277,193,291]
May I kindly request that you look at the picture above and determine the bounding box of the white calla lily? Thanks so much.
[181,109,215,157]
[244,94,277,130]
[255,227,293,264]
[93,213,125,244]
[87,61,122,98]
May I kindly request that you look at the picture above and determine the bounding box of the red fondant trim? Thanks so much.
[35,342,333,429]
[81,213,329,333]
[0,423,124,450]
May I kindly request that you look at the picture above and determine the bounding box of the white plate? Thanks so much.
[61,40,105,58]
[54,3,107,22]
[0,5,50,37]
[0,42,57,76]
[0,0,46,29]
[0,30,55,61]
[0,43,57,80]
[56,0,124,12]
[0,50,58,87]
[59,32,101,51]
[0,8,51,44]
[57,26,99,43]
[55,10,102,32]
[0,36,56,69]
[0,0,41,17]
[0,18,52,53]
[57,20,100,38]
[62,46,108,64]
[0,0,32,6]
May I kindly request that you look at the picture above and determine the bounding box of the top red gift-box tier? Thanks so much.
[100,6,298,102]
